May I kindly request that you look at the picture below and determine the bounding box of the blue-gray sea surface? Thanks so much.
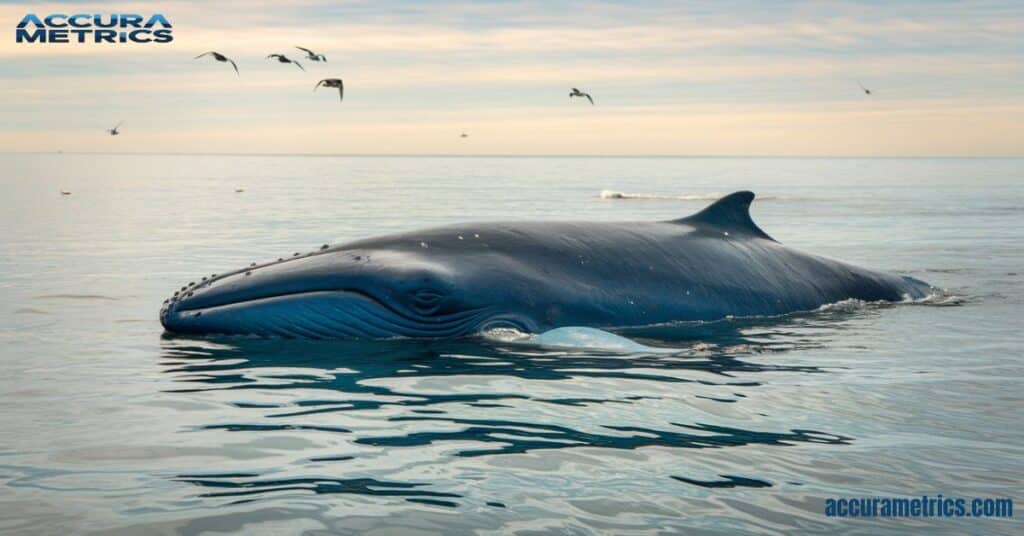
[0,155,1021,534]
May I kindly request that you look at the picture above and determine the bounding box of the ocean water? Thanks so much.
[0,154,1021,534]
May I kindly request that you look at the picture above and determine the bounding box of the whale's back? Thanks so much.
[342,199,927,325]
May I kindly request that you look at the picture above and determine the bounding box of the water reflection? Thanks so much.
[359,416,850,456]
[160,316,853,503]
[174,474,462,505]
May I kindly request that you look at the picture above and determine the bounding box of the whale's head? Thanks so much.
[160,239,547,339]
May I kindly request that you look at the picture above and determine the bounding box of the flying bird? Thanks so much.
[268,54,304,71]
[569,87,594,105]
[60,190,71,196]
[858,81,872,95]
[296,46,326,62]
[194,51,239,75]
[460,132,468,138]
[107,121,123,136]
[314,78,344,102]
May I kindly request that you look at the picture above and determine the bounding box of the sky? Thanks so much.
[1,0,1023,156]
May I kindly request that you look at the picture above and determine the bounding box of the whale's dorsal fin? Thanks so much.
[673,191,774,240]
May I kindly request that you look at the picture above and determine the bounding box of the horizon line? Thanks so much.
[2,151,1022,159]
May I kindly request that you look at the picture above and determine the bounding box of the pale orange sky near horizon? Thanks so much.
[2,0,1023,156]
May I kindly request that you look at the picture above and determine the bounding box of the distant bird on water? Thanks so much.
[460,132,468,138]
[194,51,239,75]
[107,121,123,136]
[296,46,327,62]
[314,78,344,102]
[858,81,872,95]
[60,190,71,196]
[569,87,593,105]
[235,188,245,193]
[268,54,304,71]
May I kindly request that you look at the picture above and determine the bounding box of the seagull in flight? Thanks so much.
[107,121,123,136]
[858,81,872,95]
[569,87,594,105]
[194,51,239,75]
[268,54,304,71]
[314,78,344,102]
[296,46,327,62]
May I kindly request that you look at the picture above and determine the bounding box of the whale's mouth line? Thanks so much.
[165,287,500,339]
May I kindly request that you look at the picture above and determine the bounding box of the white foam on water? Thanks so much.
[815,289,966,313]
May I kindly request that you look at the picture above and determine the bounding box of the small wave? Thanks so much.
[600,190,779,201]
[912,291,969,307]
[815,290,967,313]
[14,307,50,315]
[35,294,118,301]
[600,190,724,201]
[814,298,875,313]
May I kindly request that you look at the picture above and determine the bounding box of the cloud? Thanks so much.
[5,98,1022,156]
[0,0,1022,155]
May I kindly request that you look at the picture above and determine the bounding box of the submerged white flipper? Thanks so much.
[490,326,677,353]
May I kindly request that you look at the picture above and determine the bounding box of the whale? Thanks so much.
[159,191,931,339]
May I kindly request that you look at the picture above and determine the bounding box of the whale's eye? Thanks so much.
[409,288,446,314]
